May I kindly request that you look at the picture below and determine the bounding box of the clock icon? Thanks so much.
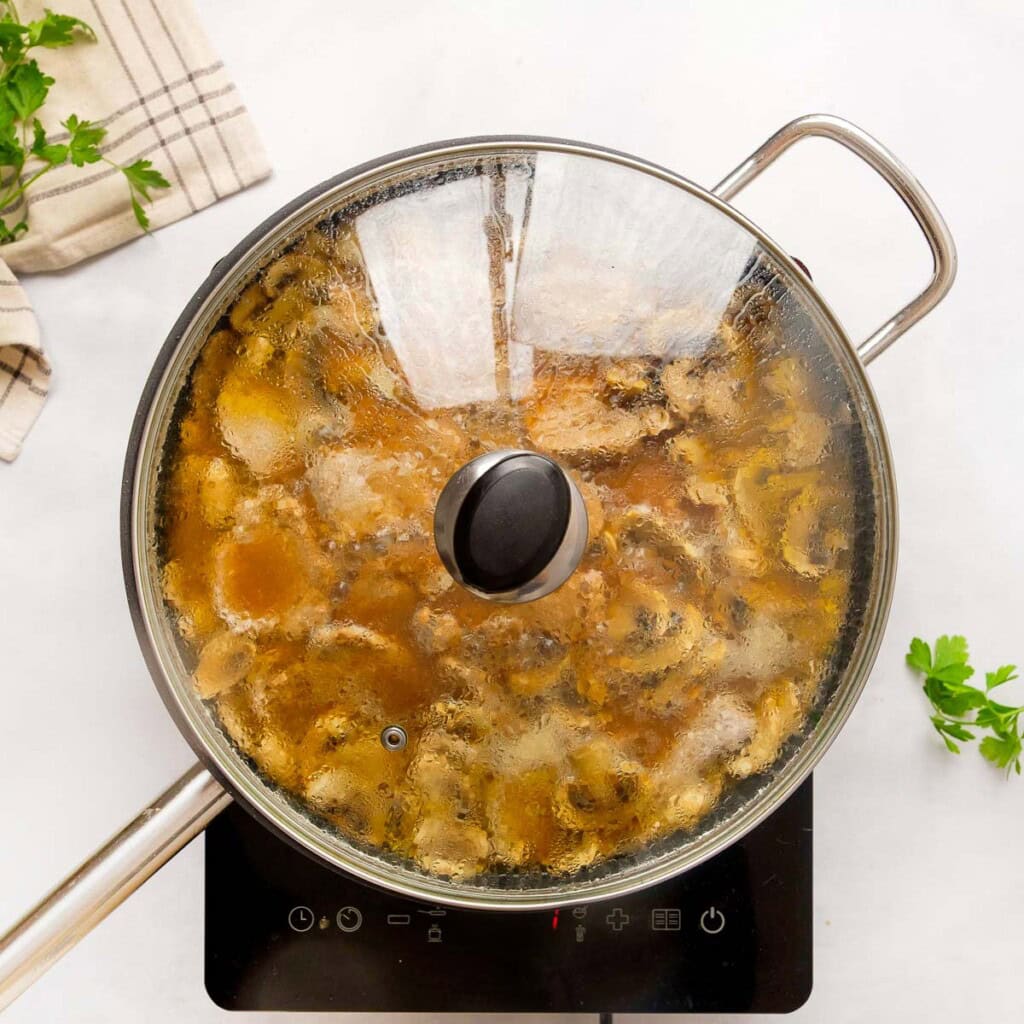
[336,906,363,933]
[287,906,315,933]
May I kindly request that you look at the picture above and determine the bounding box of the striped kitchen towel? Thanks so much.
[0,0,271,462]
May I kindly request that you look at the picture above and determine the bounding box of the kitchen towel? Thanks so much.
[0,0,271,462]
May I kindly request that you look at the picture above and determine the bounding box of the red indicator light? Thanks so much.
[551,909,560,931]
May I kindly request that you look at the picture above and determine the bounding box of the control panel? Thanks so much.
[205,778,811,1013]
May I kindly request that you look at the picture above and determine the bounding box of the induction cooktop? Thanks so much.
[204,776,811,1014]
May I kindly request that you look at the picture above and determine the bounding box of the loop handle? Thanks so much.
[713,114,956,363]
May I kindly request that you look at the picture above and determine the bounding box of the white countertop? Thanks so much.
[2,1,1022,1021]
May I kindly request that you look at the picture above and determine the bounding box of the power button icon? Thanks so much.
[699,907,726,935]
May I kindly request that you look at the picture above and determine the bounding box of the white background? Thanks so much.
[2,1,1023,1021]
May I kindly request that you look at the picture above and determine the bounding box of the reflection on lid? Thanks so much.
[513,153,756,361]
[357,154,756,412]
[356,173,500,409]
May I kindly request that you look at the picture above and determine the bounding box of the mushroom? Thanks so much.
[729,679,802,779]
[732,450,821,544]
[525,377,672,460]
[411,605,463,655]
[656,692,756,782]
[310,621,403,658]
[662,361,751,425]
[306,446,426,541]
[781,487,848,578]
[603,359,657,402]
[301,282,378,344]
[719,614,795,682]
[770,408,831,467]
[553,737,650,831]
[321,344,403,402]
[215,372,302,477]
[607,604,704,675]
[197,456,241,528]
[763,355,813,404]
[660,358,702,418]
[305,764,386,844]
[228,282,268,332]
[193,631,256,698]
[683,474,729,508]
[261,252,330,297]
[615,504,703,564]
[506,652,571,697]
[657,774,723,831]
[411,817,490,879]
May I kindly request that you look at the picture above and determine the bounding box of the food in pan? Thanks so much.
[158,219,854,880]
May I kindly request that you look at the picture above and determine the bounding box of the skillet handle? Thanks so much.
[712,113,957,364]
[0,763,229,1011]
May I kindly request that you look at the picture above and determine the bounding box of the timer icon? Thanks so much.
[336,906,363,932]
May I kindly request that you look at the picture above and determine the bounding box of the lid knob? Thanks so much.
[434,450,589,603]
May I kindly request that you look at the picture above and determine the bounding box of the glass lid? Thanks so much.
[138,143,891,903]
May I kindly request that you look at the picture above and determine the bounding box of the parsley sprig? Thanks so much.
[0,2,170,242]
[906,635,1022,775]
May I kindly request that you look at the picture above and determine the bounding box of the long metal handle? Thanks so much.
[713,113,957,364]
[0,763,230,1011]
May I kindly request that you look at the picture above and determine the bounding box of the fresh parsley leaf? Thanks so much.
[931,717,975,743]
[26,10,94,49]
[921,635,975,684]
[30,117,65,165]
[923,676,986,718]
[121,158,171,200]
[0,216,27,243]
[5,59,53,120]
[130,194,148,230]
[986,665,1019,691]
[121,159,170,229]
[933,635,970,672]
[0,20,27,63]
[0,116,22,167]
[976,702,1021,730]
[908,636,1023,778]
[62,113,104,166]
[906,637,932,675]
[979,733,1022,773]
[928,661,976,685]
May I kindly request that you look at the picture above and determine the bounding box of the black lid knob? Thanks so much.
[434,450,589,603]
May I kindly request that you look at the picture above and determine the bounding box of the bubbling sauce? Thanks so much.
[158,218,854,880]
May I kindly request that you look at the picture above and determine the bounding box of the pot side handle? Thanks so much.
[712,113,957,364]
[0,763,230,1012]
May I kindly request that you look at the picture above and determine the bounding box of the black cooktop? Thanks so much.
[205,777,811,1014]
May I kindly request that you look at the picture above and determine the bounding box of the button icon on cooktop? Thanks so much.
[605,908,630,931]
[336,906,363,932]
[287,906,315,933]
[699,906,726,935]
[651,908,682,931]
